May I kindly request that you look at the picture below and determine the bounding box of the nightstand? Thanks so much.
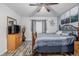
[74,41,79,56]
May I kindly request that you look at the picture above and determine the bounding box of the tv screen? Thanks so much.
[8,25,21,34]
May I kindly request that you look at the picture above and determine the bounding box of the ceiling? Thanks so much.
[5,3,77,17]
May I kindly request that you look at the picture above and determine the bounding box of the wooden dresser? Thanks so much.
[74,23,79,56]
[7,33,22,53]
[74,41,79,56]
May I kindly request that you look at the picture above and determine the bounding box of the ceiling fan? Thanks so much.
[29,3,58,12]
[29,3,58,6]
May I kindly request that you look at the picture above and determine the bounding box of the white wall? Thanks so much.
[21,17,32,41]
[21,17,58,41]
[0,4,21,55]
[46,18,58,33]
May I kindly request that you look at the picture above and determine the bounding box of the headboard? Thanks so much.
[61,25,77,31]
[60,25,77,36]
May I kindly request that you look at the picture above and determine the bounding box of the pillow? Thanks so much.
[56,31,62,35]
[72,31,78,36]
[61,33,69,36]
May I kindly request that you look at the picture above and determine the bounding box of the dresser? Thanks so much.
[74,41,79,56]
[7,33,22,53]
[74,23,79,56]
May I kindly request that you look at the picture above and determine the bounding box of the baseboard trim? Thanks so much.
[0,49,7,56]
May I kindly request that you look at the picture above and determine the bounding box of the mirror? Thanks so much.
[7,16,17,34]
[7,16,17,26]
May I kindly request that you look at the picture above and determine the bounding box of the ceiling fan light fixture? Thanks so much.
[42,6,45,9]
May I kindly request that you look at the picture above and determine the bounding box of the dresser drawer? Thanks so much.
[74,51,79,56]
[74,42,79,47]
[74,41,79,56]
[74,42,79,45]
[74,45,79,49]
[74,48,79,52]
[74,50,79,56]
[74,53,79,56]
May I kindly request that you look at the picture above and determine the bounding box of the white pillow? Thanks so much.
[56,31,62,35]
[61,33,68,36]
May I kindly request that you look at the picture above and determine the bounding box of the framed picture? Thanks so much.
[49,20,55,26]
[61,20,64,24]
[71,14,78,23]
[65,18,70,23]
[61,19,66,24]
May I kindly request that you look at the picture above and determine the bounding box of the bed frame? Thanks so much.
[32,32,37,55]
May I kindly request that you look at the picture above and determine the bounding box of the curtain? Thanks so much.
[42,20,46,33]
[31,20,36,32]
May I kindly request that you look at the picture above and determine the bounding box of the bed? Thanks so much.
[32,25,77,55]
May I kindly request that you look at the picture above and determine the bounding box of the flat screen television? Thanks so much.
[8,25,21,34]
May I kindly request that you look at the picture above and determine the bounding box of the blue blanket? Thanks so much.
[34,34,76,50]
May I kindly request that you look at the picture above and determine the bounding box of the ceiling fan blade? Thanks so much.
[45,5,59,16]
[44,6,50,12]
[29,6,42,16]
[29,3,41,6]
[29,3,58,6]
[45,3,58,5]
[37,8,41,12]
[46,8,50,12]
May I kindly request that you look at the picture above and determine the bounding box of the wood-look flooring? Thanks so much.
[1,41,73,56]
[2,41,32,56]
